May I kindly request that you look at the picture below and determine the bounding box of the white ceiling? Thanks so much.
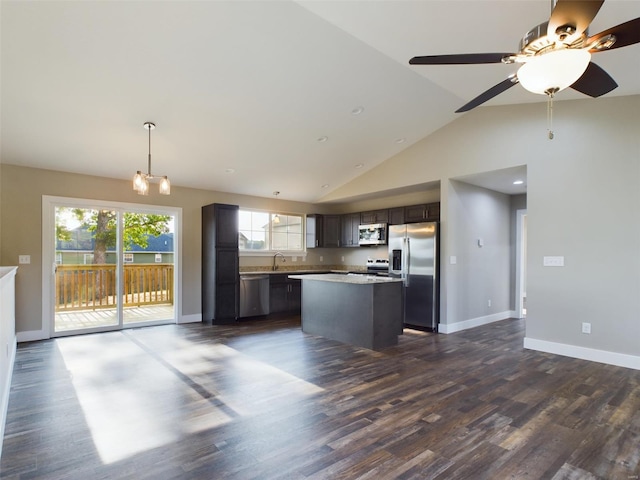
[2,1,639,203]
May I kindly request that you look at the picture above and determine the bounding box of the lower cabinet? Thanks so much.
[269,274,301,314]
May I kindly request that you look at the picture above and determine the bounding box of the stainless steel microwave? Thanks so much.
[358,223,388,246]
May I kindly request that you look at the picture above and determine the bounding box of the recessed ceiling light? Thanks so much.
[321,184,329,189]
[317,136,328,143]
[395,138,406,144]
[355,163,364,169]
[225,168,235,174]
[513,180,524,185]
[351,106,364,115]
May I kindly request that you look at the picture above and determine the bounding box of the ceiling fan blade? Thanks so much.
[547,0,604,39]
[588,17,640,51]
[409,53,514,65]
[570,62,617,97]
[455,76,519,113]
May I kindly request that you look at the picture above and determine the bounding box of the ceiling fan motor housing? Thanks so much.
[519,21,586,56]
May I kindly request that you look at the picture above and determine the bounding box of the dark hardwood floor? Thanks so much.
[1,317,639,479]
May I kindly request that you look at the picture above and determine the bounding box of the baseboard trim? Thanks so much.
[439,310,515,334]
[524,337,640,371]
[177,314,201,324]
[0,336,17,459]
[17,329,48,343]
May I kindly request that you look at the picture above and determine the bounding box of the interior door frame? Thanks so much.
[515,209,527,319]
[42,195,182,338]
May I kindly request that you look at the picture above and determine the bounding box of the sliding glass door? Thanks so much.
[45,197,179,337]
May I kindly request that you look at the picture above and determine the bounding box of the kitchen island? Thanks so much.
[288,273,404,350]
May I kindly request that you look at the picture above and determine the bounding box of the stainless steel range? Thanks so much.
[366,258,389,276]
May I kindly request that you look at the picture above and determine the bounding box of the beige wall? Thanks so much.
[0,165,338,334]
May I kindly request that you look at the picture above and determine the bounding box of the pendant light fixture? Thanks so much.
[133,122,170,195]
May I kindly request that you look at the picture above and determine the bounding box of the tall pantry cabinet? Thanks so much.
[202,203,239,324]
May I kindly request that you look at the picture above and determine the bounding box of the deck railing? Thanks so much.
[55,264,174,311]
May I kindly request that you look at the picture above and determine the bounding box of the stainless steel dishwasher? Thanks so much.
[239,275,270,318]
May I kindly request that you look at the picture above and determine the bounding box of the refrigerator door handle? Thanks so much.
[405,237,410,287]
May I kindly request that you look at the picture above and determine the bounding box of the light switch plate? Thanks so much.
[450,256,457,265]
[543,256,564,267]
[18,255,31,264]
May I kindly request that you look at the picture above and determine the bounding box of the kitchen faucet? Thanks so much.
[272,252,286,271]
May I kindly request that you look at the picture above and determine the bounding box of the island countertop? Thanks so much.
[288,273,402,285]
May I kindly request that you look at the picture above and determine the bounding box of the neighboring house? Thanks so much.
[56,226,174,264]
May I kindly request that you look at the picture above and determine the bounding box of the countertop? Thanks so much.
[240,269,351,276]
[288,273,402,285]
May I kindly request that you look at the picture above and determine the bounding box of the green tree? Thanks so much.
[70,209,171,264]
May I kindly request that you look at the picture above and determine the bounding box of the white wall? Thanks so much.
[440,180,512,332]
[524,100,640,364]
[0,267,17,458]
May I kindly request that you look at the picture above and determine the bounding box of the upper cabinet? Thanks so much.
[388,207,405,225]
[211,203,239,247]
[306,202,439,249]
[360,209,389,225]
[322,215,341,248]
[404,203,440,223]
[340,213,360,247]
[306,214,323,248]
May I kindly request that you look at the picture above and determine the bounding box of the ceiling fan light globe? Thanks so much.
[517,49,591,95]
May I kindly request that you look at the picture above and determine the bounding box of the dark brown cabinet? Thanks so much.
[340,213,360,247]
[360,209,389,224]
[323,215,341,248]
[306,214,323,248]
[388,207,405,225]
[404,203,440,223]
[306,214,340,248]
[202,203,239,324]
[269,274,301,314]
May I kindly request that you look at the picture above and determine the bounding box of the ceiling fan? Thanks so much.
[409,0,640,115]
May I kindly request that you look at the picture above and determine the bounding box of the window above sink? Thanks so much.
[239,208,305,254]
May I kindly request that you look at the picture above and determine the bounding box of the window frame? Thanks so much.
[238,208,306,256]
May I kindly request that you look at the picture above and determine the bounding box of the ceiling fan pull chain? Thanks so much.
[547,93,554,140]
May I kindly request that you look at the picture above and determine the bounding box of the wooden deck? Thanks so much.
[55,304,175,332]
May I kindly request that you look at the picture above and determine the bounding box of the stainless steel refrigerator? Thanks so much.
[388,222,439,331]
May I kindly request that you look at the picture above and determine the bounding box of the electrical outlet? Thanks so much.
[487,299,491,307]
[292,256,297,262]
[582,322,591,334]
[341,256,345,262]
[18,255,30,264]
[320,256,323,262]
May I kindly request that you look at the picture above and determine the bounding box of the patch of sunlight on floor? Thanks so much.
[137,338,326,417]
[56,330,325,463]
[57,334,233,464]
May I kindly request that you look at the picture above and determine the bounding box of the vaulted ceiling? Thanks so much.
[2,1,639,202]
